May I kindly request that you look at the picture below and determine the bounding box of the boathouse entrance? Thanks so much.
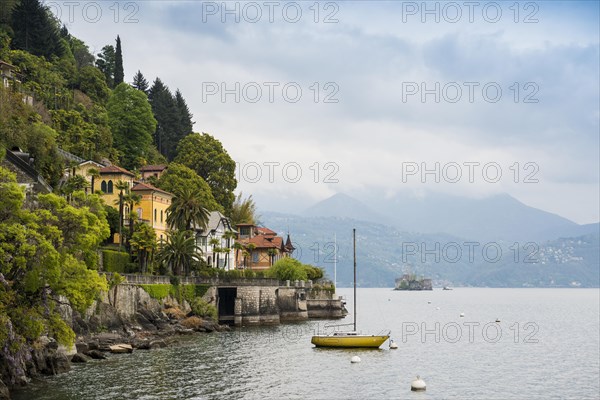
[217,287,237,324]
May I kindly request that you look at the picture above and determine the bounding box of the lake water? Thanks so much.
[13,288,600,400]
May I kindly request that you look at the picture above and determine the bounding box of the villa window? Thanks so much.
[107,180,113,194]
[160,210,163,223]
[137,208,143,219]
[252,251,259,263]
[154,209,157,222]
[100,181,107,192]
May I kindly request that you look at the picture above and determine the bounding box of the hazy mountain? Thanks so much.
[305,192,598,242]
[261,212,600,288]
[303,193,385,222]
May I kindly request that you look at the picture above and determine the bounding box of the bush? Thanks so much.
[139,284,171,300]
[189,297,217,321]
[102,250,130,273]
[304,265,324,280]
[267,258,307,281]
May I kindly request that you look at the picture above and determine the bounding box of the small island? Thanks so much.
[394,274,433,291]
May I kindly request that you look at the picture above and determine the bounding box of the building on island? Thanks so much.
[394,274,432,291]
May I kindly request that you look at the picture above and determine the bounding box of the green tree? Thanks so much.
[107,83,157,170]
[77,65,110,104]
[209,237,220,268]
[87,168,100,194]
[132,70,148,93]
[156,230,200,276]
[123,191,141,245]
[174,89,194,145]
[267,258,308,281]
[0,169,108,385]
[104,205,120,243]
[148,78,178,160]
[233,242,244,270]
[130,223,156,273]
[68,36,94,69]
[230,192,258,226]
[267,248,278,266]
[114,35,124,86]
[113,180,129,249]
[166,185,210,232]
[95,45,115,88]
[10,0,64,59]
[156,163,222,212]
[175,133,237,214]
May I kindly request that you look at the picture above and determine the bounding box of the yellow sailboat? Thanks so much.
[311,229,391,349]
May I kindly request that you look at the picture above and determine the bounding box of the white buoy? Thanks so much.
[389,339,398,349]
[351,356,361,363]
[411,375,426,391]
[436,307,440,310]
[460,312,465,317]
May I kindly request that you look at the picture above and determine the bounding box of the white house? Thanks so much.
[194,211,237,270]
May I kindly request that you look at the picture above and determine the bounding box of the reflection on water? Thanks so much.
[13,288,600,400]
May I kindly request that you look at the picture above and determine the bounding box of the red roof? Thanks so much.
[140,164,167,172]
[238,235,287,251]
[99,165,135,177]
[256,227,277,236]
[131,182,173,196]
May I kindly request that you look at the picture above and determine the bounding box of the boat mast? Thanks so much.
[353,228,356,332]
[334,233,337,290]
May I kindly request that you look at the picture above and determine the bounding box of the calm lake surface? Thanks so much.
[13,288,600,400]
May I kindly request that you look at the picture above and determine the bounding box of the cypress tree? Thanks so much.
[132,70,149,94]
[114,35,124,86]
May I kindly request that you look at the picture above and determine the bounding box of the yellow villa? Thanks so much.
[131,182,173,242]
[95,165,136,206]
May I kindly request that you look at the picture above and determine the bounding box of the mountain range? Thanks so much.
[261,192,599,288]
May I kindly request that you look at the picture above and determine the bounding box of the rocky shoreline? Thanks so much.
[1,288,229,400]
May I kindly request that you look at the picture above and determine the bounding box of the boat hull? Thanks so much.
[311,334,390,348]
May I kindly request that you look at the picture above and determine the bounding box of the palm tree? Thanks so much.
[267,248,278,266]
[87,167,100,194]
[114,180,130,249]
[209,238,220,268]
[233,242,244,269]
[130,223,157,273]
[156,230,201,276]
[123,192,142,244]
[222,230,236,269]
[62,175,89,204]
[245,243,256,269]
[166,186,210,232]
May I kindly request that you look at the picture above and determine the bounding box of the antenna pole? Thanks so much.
[353,228,356,332]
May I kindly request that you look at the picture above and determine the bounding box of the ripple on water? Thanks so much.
[10,288,600,400]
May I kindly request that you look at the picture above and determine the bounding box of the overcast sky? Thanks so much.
[53,1,599,224]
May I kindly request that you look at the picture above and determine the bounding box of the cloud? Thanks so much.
[57,0,599,224]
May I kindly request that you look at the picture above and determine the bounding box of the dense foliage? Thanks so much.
[175,133,237,214]
[266,258,324,281]
[155,163,223,213]
[0,168,108,383]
